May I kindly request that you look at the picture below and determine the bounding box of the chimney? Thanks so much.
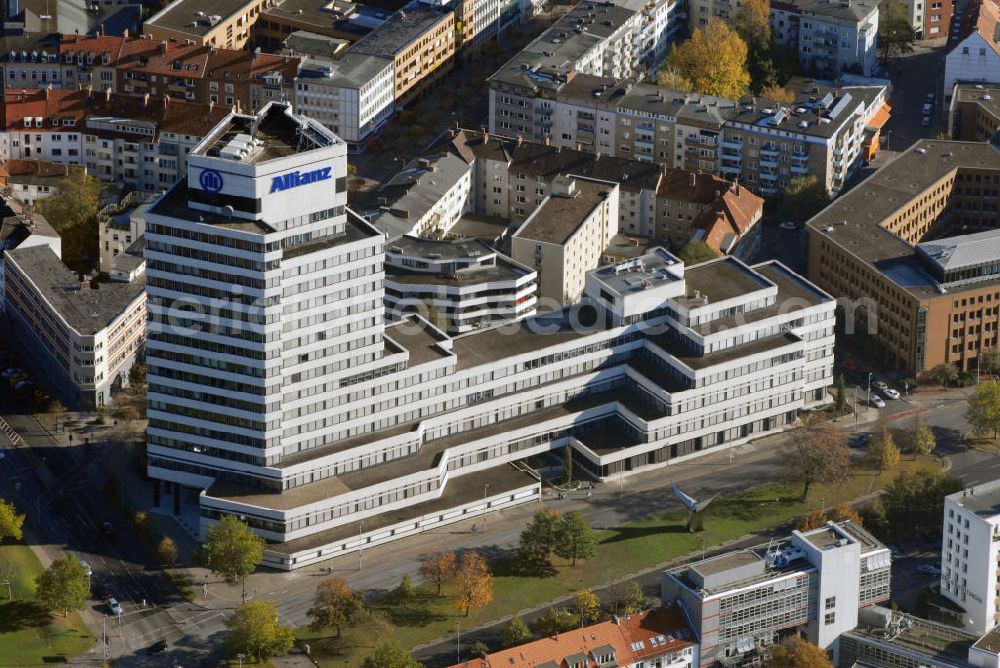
[209,99,214,114]
[575,142,583,151]
[123,28,129,38]
[595,152,601,161]
[480,126,488,141]
[97,23,104,36]
[143,93,149,107]
[85,84,93,99]
[544,136,551,146]
[159,40,168,55]
[660,162,667,175]
[516,135,523,146]
[105,87,111,102]
[689,172,696,188]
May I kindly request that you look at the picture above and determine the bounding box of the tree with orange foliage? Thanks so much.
[829,502,863,525]
[306,577,365,636]
[797,509,827,531]
[766,637,833,667]
[453,551,494,617]
[419,551,457,597]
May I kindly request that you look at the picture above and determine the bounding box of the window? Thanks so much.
[824,612,836,625]
[825,596,836,609]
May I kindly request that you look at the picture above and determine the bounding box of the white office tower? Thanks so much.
[146,114,836,569]
[940,480,1000,636]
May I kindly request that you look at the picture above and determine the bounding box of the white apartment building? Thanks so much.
[662,521,891,667]
[511,175,620,307]
[944,1,1000,105]
[940,480,1000,636]
[98,193,151,273]
[2,245,146,407]
[371,153,472,239]
[294,54,395,149]
[384,236,537,334]
[146,103,836,570]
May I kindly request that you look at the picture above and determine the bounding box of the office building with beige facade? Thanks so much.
[144,0,275,48]
[949,82,1000,142]
[511,176,619,306]
[2,245,145,407]
[806,139,1000,374]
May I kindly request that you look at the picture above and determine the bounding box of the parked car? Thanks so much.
[870,394,886,408]
[106,597,123,616]
[849,433,871,449]
[921,116,931,127]
[13,380,32,392]
[779,220,798,230]
[881,387,901,400]
[78,560,92,578]
[873,380,888,392]
[917,563,942,576]
[922,104,933,115]
[1,367,22,378]
[146,640,168,655]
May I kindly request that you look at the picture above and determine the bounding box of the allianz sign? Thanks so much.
[270,167,333,193]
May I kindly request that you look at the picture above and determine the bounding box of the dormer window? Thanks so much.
[64,52,73,63]
[23,118,31,128]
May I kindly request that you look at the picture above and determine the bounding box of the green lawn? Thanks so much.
[299,456,938,666]
[0,544,95,666]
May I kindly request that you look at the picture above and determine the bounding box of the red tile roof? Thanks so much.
[975,0,1000,58]
[693,183,764,255]
[448,606,695,668]
[1,88,231,138]
[657,168,731,204]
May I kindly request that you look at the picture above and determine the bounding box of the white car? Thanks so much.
[873,380,888,392]
[106,597,123,616]
[779,221,798,230]
[870,395,886,408]
[880,387,900,400]
[79,560,92,577]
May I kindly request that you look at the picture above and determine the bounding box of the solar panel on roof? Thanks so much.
[818,92,834,108]
[769,109,786,126]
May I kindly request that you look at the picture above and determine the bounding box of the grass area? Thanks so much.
[0,543,94,666]
[298,455,938,666]
[166,568,196,603]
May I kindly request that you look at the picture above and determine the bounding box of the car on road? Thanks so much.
[100,522,116,538]
[873,380,888,392]
[921,116,931,127]
[146,640,168,655]
[79,560,92,577]
[922,103,933,114]
[779,221,798,230]
[880,387,901,400]
[1,367,22,378]
[13,379,32,392]
[849,433,871,448]
[106,597,123,616]
[870,394,886,408]
[917,564,942,576]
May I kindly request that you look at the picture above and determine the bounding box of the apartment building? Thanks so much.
[466,0,525,47]
[146,102,834,569]
[944,0,1000,103]
[3,159,79,206]
[949,82,1000,141]
[371,153,472,238]
[1,245,146,407]
[806,140,1000,375]
[0,88,231,192]
[662,521,891,667]
[449,605,698,668]
[294,53,394,147]
[98,194,151,273]
[349,0,456,105]
[719,80,888,196]
[255,0,382,50]
[384,236,537,333]
[144,0,275,48]
[511,175,620,306]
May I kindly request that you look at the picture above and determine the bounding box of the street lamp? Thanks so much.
[237,653,245,668]
[482,483,490,531]
[867,372,873,407]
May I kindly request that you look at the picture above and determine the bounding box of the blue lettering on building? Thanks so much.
[269,167,333,193]
[200,169,224,193]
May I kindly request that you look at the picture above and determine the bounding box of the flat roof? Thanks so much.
[950,485,1000,518]
[801,526,845,549]
[789,0,878,22]
[592,249,682,296]
[349,1,451,57]
[386,255,532,287]
[383,317,452,367]
[194,103,338,164]
[807,140,1000,301]
[683,257,773,304]
[450,313,608,370]
[145,0,253,37]
[689,550,761,577]
[849,609,978,662]
[954,82,1000,123]
[514,178,615,245]
[4,245,144,335]
[974,629,1000,654]
[297,52,391,89]
[728,81,883,140]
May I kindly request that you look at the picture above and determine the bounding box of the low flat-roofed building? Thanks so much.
[371,153,472,238]
[806,139,1000,374]
[2,244,145,407]
[662,521,891,667]
[384,235,537,333]
[98,193,152,273]
[256,0,375,48]
[280,30,352,57]
[294,52,394,146]
[511,175,619,307]
[143,0,273,48]
[4,159,80,206]
[949,82,1000,142]
[840,605,979,668]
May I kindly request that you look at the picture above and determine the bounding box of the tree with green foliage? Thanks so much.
[766,636,833,667]
[555,511,598,566]
[363,639,423,668]
[395,574,416,610]
[782,175,829,223]
[877,469,963,538]
[834,375,847,414]
[501,615,533,647]
[912,414,936,459]
[0,498,25,543]
[225,599,294,662]
[919,362,959,387]
[203,515,265,603]
[37,168,101,232]
[470,640,491,659]
[668,20,750,99]
[35,555,89,617]
[788,413,851,499]
[518,509,561,567]
[533,606,578,637]
[128,362,147,389]
[622,581,647,614]
[306,577,365,636]
[967,380,1000,438]
[878,0,916,65]
[678,239,719,266]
